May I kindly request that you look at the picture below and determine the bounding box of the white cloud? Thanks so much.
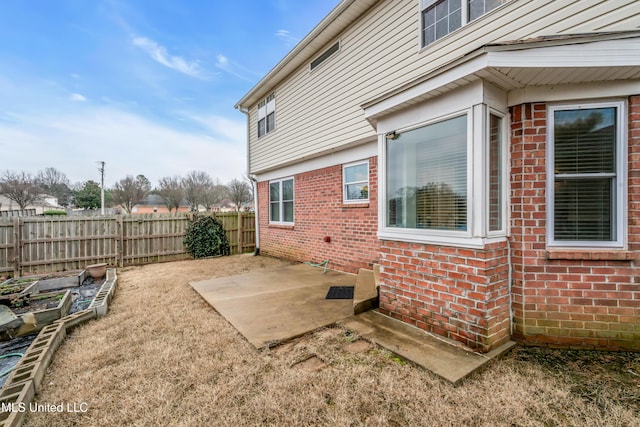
[70,93,87,102]
[275,29,299,47]
[185,113,246,142]
[132,36,206,79]
[0,107,247,187]
[214,53,258,82]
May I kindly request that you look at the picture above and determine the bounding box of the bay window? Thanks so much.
[379,100,507,247]
[386,114,468,232]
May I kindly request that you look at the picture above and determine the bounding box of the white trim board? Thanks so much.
[253,141,377,182]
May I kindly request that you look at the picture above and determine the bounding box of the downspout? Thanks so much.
[237,105,260,256]
[249,174,260,256]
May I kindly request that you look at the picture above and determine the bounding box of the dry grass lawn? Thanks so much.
[23,255,640,426]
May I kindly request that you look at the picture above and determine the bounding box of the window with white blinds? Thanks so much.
[386,114,468,232]
[549,102,625,246]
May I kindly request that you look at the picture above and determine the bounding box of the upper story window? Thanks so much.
[421,0,510,47]
[258,93,275,138]
[547,101,626,248]
[343,161,369,203]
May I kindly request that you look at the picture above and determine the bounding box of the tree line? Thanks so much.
[0,168,253,213]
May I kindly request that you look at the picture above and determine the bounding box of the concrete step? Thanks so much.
[339,310,517,385]
[353,268,378,315]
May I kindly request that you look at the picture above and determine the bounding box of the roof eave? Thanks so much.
[235,0,378,110]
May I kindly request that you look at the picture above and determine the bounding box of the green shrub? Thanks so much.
[184,215,230,258]
[44,210,67,216]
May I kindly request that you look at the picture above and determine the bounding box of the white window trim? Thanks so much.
[378,108,477,245]
[257,93,276,139]
[419,0,512,49]
[546,100,627,249]
[486,107,508,238]
[269,177,294,225]
[343,160,369,203]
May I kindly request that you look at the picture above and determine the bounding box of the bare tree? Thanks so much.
[0,170,40,209]
[36,167,72,206]
[182,170,213,211]
[155,176,185,213]
[227,178,252,211]
[196,177,227,211]
[111,175,151,213]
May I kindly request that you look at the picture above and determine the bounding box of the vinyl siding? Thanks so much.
[248,0,640,173]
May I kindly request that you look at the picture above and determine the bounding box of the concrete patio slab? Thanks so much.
[339,310,517,385]
[191,263,356,348]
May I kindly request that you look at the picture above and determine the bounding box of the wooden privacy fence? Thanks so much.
[0,212,256,277]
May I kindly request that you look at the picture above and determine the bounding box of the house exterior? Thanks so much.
[236,0,640,352]
[130,195,190,214]
[0,194,61,216]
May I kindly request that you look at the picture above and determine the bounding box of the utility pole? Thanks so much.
[98,161,105,215]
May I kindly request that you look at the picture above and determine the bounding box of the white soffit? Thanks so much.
[364,35,640,121]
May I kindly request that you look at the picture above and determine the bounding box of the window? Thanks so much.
[548,102,626,247]
[386,114,468,232]
[269,177,294,224]
[310,41,340,71]
[258,93,275,138]
[343,161,369,203]
[421,0,509,46]
[488,113,503,232]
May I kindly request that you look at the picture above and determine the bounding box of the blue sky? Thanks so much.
[0,0,340,187]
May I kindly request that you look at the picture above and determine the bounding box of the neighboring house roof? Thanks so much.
[135,195,190,207]
[0,194,60,211]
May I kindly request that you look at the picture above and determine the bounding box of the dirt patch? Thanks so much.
[22,255,640,426]
[292,355,326,372]
[343,339,372,354]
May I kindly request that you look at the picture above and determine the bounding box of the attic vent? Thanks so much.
[310,41,340,71]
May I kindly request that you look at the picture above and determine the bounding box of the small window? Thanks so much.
[310,41,340,71]
[548,101,626,247]
[488,113,503,232]
[258,93,275,138]
[343,161,369,203]
[269,177,294,224]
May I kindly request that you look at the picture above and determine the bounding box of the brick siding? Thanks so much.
[256,96,639,352]
[510,96,640,350]
[378,241,512,352]
[257,157,380,273]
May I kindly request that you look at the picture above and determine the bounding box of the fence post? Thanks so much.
[118,215,124,267]
[12,217,20,277]
[237,211,243,254]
